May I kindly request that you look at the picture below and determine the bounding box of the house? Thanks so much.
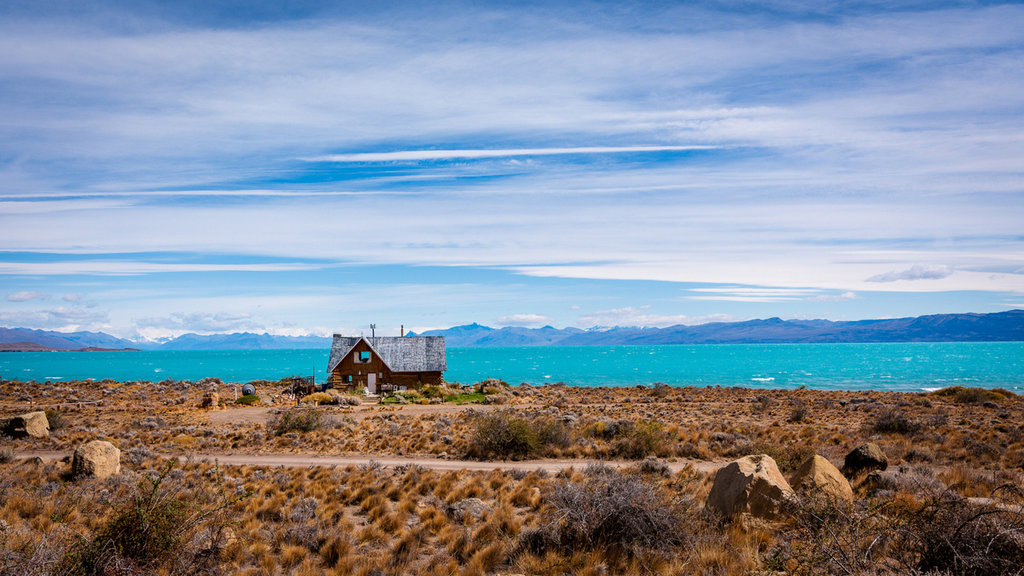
[326,334,446,394]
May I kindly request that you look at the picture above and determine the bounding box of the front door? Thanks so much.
[367,373,377,394]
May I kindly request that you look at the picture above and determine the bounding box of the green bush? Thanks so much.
[420,385,446,399]
[234,394,260,405]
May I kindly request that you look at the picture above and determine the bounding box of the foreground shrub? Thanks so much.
[528,465,687,561]
[56,462,243,576]
[467,410,539,460]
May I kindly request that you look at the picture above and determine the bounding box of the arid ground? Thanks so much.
[2,377,1023,575]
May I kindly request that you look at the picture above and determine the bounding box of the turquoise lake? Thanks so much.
[2,342,1022,392]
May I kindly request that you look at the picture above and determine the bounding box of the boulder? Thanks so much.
[706,454,794,520]
[0,411,50,438]
[790,455,853,502]
[72,440,121,479]
[842,443,888,477]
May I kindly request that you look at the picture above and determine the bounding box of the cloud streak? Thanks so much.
[308,146,717,163]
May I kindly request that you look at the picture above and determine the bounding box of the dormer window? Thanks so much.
[357,351,371,363]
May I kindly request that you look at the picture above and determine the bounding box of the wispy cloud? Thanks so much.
[7,291,50,302]
[867,265,954,283]
[495,313,554,328]
[308,146,716,163]
[575,307,733,328]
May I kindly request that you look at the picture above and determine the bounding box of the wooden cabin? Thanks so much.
[326,335,446,394]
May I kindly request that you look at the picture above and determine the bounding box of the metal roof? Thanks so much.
[326,335,446,374]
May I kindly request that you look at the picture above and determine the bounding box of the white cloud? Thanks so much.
[136,312,258,335]
[575,306,733,328]
[808,291,858,302]
[867,265,954,283]
[7,291,50,302]
[495,313,554,327]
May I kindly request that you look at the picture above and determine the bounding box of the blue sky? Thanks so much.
[1,0,1023,340]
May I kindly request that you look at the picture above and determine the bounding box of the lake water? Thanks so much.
[2,342,1022,392]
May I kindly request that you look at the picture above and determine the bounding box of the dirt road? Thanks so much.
[16,450,724,474]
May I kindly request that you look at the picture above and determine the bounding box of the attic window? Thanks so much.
[357,351,371,363]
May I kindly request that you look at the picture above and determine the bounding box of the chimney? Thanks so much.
[401,324,404,337]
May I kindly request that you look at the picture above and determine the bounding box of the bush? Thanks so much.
[611,421,669,460]
[420,385,446,399]
[872,408,921,435]
[932,386,1013,404]
[301,392,334,405]
[234,394,260,405]
[269,410,323,435]
[44,408,66,431]
[467,410,539,460]
[57,461,243,575]
[533,467,687,560]
[0,446,12,463]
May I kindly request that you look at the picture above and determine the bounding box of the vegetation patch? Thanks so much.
[234,394,260,405]
[932,385,1015,404]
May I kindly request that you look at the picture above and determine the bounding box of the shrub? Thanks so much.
[532,467,687,560]
[467,410,539,460]
[301,392,334,405]
[932,386,1013,404]
[872,408,921,435]
[269,410,323,435]
[235,394,260,405]
[0,446,13,463]
[420,385,446,399]
[57,461,243,575]
[611,421,669,460]
[44,408,66,431]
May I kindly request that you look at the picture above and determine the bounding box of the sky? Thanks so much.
[1,0,1023,341]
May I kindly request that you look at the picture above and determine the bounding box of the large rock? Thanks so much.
[201,392,219,408]
[0,411,50,438]
[72,440,121,479]
[842,443,888,477]
[791,455,853,502]
[706,454,794,519]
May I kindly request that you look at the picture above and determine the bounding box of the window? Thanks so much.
[342,375,352,384]
[357,351,371,363]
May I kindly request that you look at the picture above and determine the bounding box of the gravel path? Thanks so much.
[16,450,724,474]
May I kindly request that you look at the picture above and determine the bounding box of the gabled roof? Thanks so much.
[327,335,446,374]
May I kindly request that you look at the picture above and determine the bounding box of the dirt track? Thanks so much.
[16,450,724,474]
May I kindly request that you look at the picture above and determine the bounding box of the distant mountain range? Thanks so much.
[1,310,1022,351]
[411,310,1024,346]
